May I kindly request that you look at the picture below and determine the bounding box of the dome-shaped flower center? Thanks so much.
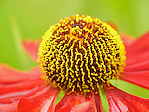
[38,14,126,94]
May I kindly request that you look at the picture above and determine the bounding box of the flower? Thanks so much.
[0,15,149,112]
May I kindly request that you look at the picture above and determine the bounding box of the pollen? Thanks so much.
[38,14,126,94]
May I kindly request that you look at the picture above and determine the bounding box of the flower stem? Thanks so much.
[9,16,31,70]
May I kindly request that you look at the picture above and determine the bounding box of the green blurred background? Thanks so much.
[0,0,148,110]
[0,0,149,70]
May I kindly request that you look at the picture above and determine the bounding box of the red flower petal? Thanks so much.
[0,102,18,112]
[73,92,103,112]
[120,70,149,89]
[0,64,47,107]
[72,93,97,112]
[125,60,149,72]
[127,32,149,56]
[0,76,43,94]
[0,65,43,104]
[120,33,135,47]
[0,78,43,103]
[22,40,40,62]
[0,64,41,84]
[126,51,149,66]
[122,32,149,89]
[55,92,86,112]
[0,84,47,104]
[17,86,59,112]
[55,92,103,112]
[91,92,103,112]
[126,32,149,65]
[104,86,149,112]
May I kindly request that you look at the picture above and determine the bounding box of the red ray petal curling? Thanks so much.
[120,70,149,89]
[55,92,86,112]
[17,86,59,112]
[72,93,97,112]
[55,92,103,112]
[73,92,103,112]
[104,86,149,112]
[22,40,40,62]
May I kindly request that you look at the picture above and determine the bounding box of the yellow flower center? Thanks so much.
[38,14,126,94]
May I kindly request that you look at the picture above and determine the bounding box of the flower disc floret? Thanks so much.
[38,14,126,94]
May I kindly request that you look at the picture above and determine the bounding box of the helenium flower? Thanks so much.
[0,14,149,112]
